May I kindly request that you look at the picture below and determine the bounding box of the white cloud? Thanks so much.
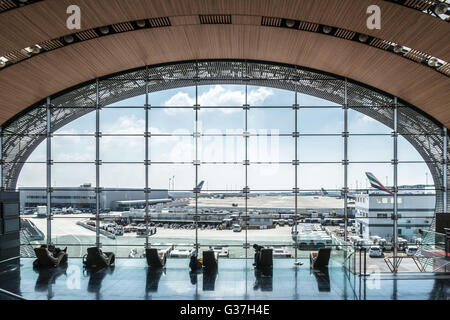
[162,85,274,115]
[360,114,376,123]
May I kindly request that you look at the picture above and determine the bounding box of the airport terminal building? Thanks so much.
[355,192,435,241]
[19,185,169,212]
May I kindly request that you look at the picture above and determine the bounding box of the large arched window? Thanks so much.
[5,61,443,271]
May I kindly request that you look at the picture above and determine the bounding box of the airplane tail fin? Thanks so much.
[365,172,393,195]
[196,180,205,191]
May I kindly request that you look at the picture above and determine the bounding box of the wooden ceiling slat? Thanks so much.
[0,25,448,128]
[0,0,448,60]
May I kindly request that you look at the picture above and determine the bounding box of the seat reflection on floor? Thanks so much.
[146,268,164,293]
[0,258,448,300]
[85,266,115,300]
[312,268,331,292]
[203,269,218,291]
[253,268,273,292]
[34,265,68,299]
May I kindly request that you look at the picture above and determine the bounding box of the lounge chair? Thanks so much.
[202,250,219,270]
[83,247,115,269]
[256,248,273,269]
[146,248,167,268]
[310,248,331,269]
[33,247,68,268]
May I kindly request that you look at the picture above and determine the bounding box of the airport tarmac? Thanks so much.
[191,195,344,210]
[25,217,294,258]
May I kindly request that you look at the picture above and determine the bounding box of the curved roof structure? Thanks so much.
[0,0,449,127]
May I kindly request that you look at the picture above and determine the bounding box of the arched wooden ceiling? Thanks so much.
[0,0,449,127]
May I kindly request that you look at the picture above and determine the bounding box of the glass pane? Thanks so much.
[100,164,145,188]
[249,136,294,163]
[398,163,433,188]
[298,108,343,134]
[52,108,96,135]
[348,108,392,134]
[149,164,195,191]
[348,163,392,191]
[16,163,46,188]
[199,136,244,163]
[52,164,95,187]
[198,164,244,192]
[52,136,95,162]
[149,108,195,134]
[248,108,294,134]
[150,136,195,163]
[398,135,441,162]
[299,164,343,190]
[199,108,244,133]
[196,195,245,259]
[248,164,294,191]
[247,194,293,258]
[248,86,290,106]
[101,136,145,162]
[198,84,245,107]
[299,136,343,162]
[149,86,196,134]
[348,135,392,162]
[100,108,145,134]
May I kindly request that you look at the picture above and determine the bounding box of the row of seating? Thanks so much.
[33,246,331,270]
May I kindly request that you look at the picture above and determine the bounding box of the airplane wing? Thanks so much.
[115,199,173,206]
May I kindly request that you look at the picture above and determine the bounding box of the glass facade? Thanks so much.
[1,61,446,274]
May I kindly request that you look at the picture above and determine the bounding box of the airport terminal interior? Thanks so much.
[0,0,449,301]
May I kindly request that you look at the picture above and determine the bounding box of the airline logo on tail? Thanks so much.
[321,188,329,196]
[365,172,393,194]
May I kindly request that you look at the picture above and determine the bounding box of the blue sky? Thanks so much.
[18,85,432,191]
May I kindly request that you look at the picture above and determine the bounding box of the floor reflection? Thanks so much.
[312,268,331,292]
[203,269,218,291]
[85,266,115,300]
[34,265,67,299]
[146,268,164,293]
[1,259,448,300]
[253,268,273,292]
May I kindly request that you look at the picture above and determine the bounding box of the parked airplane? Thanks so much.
[117,181,206,208]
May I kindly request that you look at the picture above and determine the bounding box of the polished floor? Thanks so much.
[0,258,448,300]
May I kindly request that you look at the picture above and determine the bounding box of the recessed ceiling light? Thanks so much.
[393,45,403,53]
[136,20,146,28]
[99,26,110,35]
[434,2,448,15]
[358,34,369,42]
[285,19,295,28]
[322,26,332,34]
[30,45,40,54]
[64,35,75,44]
[427,57,439,67]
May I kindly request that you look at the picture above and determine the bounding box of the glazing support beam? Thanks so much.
[95,79,101,248]
[145,71,150,248]
[443,126,448,214]
[393,97,399,272]
[343,79,348,243]
[46,97,52,244]
[294,86,299,262]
